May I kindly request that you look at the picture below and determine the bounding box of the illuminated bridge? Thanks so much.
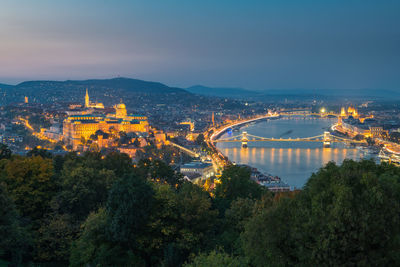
[280,111,341,117]
[214,131,366,148]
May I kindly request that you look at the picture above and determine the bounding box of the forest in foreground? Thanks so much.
[1,144,400,266]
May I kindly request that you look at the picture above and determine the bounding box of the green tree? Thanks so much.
[0,183,30,266]
[136,145,192,165]
[103,152,134,177]
[106,173,155,252]
[184,250,245,267]
[58,166,117,221]
[27,146,52,158]
[53,154,65,175]
[142,183,180,266]
[241,197,295,266]
[173,182,219,263]
[137,159,183,187]
[36,213,76,263]
[1,156,56,222]
[242,160,400,266]
[218,198,257,255]
[140,182,218,266]
[215,165,263,211]
[70,208,145,267]
[70,173,154,266]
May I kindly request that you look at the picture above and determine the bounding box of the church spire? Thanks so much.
[85,88,90,108]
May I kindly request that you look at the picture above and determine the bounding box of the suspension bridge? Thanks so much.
[280,111,340,117]
[214,131,366,148]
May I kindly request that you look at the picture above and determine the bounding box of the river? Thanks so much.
[216,116,365,188]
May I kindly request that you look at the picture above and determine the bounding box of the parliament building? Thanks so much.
[63,90,149,147]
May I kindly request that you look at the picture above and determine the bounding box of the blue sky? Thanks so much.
[0,0,399,90]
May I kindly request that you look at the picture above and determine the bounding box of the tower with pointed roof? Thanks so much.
[85,89,90,108]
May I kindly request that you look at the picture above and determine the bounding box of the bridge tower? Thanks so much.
[323,131,331,148]
[241,131,249,148]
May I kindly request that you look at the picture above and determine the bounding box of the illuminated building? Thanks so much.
[114,101,127,118]
[0,135,23,144]
[340,107,347,117]
[24,96,28,104]
[43,124,62,141]
[180,162,214,183]
[369,126,386,138]
[84,89,104,109]
[63,92,149,148]
[69,104,83,110]
[347,106,358,118]
[179,120,195,131]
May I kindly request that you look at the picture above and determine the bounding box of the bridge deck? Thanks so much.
[215,139,364,143]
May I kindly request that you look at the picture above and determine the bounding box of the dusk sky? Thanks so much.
[1,0,399,90]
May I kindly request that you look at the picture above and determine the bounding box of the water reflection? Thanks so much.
[296,148,300,165]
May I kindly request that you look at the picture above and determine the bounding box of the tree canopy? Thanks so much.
[1,150,400,267]
[242,160,400,266]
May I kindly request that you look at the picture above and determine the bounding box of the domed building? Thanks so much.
[63,91,149,149]
[114,101,127,118]
[347,106,358,118]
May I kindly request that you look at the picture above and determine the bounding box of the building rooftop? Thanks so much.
[68,114,105,118]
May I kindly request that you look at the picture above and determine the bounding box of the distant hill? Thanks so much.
[186,85,400,100]
[0,77,191,105]
[186,85,261,98]
[1,77,399,105]
[16,77,187,94]
[0,83,13,89]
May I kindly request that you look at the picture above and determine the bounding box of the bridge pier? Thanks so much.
[242,131,249,148]
[323,131,331,148]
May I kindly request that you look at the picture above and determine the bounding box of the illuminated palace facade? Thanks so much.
[63,90,149,146]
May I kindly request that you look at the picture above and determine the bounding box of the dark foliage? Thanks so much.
[1,151,400,266]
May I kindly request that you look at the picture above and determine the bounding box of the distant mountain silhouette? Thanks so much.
[1,77,399,105]
[16,77,187,94]
[186,85,400,100]
[0,83,13,89]
[0,77,191,105]
[186,85,260,98]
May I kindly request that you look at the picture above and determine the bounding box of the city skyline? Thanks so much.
[1,0,399,91]
[1,2,400,265]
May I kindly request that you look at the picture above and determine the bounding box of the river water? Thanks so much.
[216,117,364,188]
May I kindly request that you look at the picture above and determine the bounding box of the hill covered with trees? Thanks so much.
[0,77,191,106]
[1,146,400,266]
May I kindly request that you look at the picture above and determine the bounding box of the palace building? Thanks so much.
[63,90,149,148]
